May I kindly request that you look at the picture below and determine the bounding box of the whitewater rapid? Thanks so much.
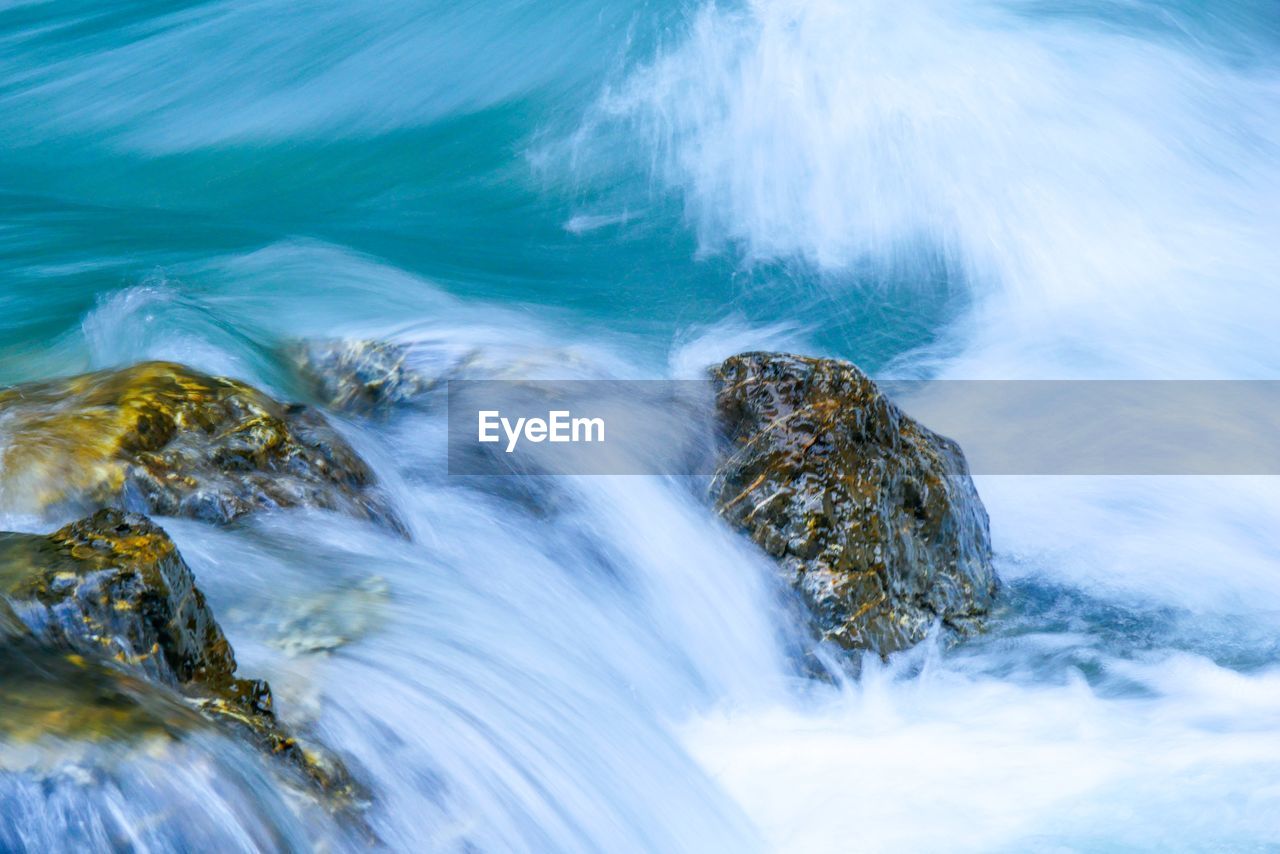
[1,0,1279,849]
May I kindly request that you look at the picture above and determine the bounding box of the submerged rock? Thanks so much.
[0,509,363,808]
[712,352,998,655]
[286,339,434,414]
[265,575,391,658]
[0,640,202,745]
[0,596,198,743]
[0,361,399,529]
[287,336,600,415]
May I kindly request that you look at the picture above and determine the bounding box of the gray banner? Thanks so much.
[447,379,1280,475]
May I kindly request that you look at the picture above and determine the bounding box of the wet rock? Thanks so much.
[0,640,203,744]
[286,339,434,414]
[0,361,399,530]
[286,336,600,415]
[0,509,363,808]
[711,352,998,655]
[0,597,194,743]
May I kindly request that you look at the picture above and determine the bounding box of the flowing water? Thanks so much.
[2,0,1279,849]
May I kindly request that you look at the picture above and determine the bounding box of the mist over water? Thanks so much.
[2,0,1279,850]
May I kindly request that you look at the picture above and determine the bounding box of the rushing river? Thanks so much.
[2,0,1279,849]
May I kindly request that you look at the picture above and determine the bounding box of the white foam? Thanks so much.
[588,0,1280,378]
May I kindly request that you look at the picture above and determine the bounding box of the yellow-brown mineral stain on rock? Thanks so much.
[0,361,399,529]
[0,599,181,742]
[0,641,204,743]
[711,352,999,655]
[0,509,365,812]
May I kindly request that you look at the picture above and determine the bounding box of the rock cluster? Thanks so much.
[0,360,389,823]
[0,342,1001,838]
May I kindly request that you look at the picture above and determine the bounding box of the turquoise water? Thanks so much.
[3,0,1280,850]
[0,0,971,377]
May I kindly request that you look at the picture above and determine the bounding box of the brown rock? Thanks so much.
[0,361,399,530]
[712,352,998,654]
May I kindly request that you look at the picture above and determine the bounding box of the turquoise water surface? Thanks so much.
[2,0,1280,850]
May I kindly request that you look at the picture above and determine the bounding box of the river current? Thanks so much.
[2,0,1279,850]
